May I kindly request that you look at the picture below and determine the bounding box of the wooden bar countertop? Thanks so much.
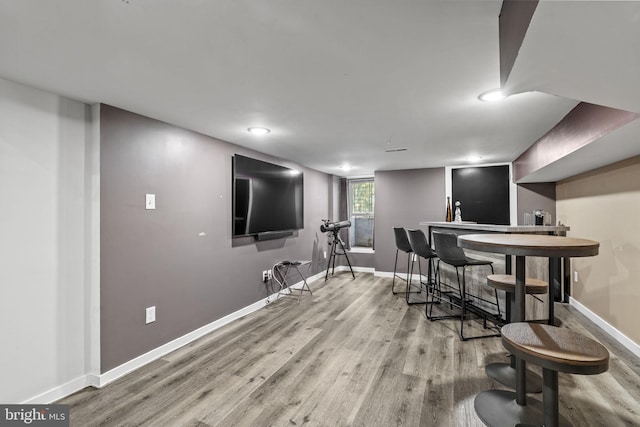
[458,233,599,258]
[420,221,570,234]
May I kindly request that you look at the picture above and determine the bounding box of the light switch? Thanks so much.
[146,306,156,324]
[146,194,156,210]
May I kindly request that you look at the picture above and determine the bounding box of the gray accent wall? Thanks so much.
[513,102,640,182]
[374,168,445,273]
[100,105,330,372]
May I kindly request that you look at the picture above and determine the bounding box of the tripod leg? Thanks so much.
[331,242,337,274]
[325,240,338,280]
[325,242,333,280]
[338,238,355,279]
[325,255,330,280]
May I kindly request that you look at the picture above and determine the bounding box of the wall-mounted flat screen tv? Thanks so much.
[232,154,304,237]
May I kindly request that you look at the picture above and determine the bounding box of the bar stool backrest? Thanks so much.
[407,229,436,259]
[393,227,412,254]
[432,231,468,267]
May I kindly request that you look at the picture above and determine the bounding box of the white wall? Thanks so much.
[0,77,91,402]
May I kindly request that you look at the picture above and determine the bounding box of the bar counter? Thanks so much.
[418,221,571,321]
[419,221,570,235]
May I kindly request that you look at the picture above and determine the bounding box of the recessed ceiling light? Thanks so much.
[340,164,352,171]
[467,155,484,163]
[247,127,271,135]
[478,89,506,102]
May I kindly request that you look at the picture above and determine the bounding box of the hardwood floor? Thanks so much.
[60,273,640,426]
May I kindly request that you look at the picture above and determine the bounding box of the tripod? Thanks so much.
[325,229,355,280]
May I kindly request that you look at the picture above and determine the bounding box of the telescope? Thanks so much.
[320,219,351,233]
[320,219,355,280]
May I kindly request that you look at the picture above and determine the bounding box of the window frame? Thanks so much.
[347,178,375,249]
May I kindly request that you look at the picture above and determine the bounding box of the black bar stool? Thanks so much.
[405,229,437,305]
[430,231,500,340]
[391,227,420,298]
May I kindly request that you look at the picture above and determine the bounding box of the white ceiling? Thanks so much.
[1,0,639,179]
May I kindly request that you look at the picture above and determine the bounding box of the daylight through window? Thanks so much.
[348,179,374,248]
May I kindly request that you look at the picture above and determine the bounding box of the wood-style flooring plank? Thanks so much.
[59,273,640,426]
[212,334,332,427]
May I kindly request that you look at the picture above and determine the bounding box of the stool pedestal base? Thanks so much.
[474,389,572,427]
[486,362,542,393]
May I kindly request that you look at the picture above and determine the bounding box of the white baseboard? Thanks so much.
[375,270,425,283]
[570,297,640,358]
[23,375,92,404]
[323,265,375,276]
[25,273,326,403]
[96,298,270,388]
[374,270,394,278]
[25,269,408,403]
[30,296,272,402]
[97,272,330,388]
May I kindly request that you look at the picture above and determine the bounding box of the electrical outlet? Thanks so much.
[145,306,156,324]
[262,270,269,282]
[574,271,579,282]
[323,251,327,259]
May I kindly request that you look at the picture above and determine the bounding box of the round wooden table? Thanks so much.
[457,233,599,427]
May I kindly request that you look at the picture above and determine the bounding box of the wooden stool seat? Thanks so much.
[485,274,549,394]
[487,274,548,295]
[500,322,610,427]
[501,323,609,375]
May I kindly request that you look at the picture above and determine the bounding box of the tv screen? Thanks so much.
[452,165,510,225]
[232,154,304,237]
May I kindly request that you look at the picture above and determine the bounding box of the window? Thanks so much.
[348,178,374,248]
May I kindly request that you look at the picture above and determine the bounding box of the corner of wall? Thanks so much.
[85,103,101,377]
